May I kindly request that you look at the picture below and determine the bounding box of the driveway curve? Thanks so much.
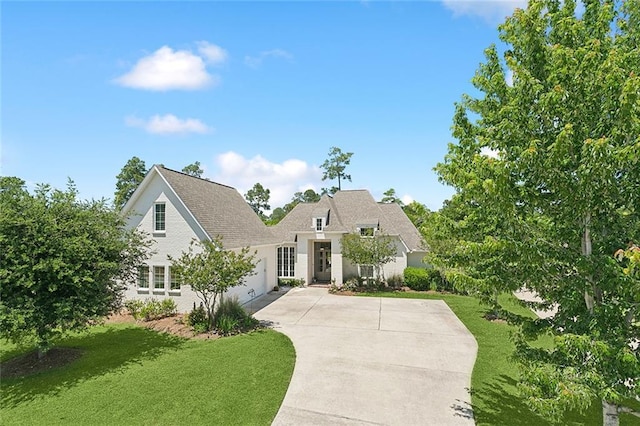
[254,287,478,425]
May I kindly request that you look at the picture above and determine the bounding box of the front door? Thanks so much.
[314,241,332,282]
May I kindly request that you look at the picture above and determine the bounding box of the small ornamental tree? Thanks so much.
[341,230,396,282]
[169,238,257,330]
[0,177,150,357]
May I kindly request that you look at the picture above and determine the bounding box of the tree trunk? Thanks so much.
[603,400,620,426]
[581,213,595,314]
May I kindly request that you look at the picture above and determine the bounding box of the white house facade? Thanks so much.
[122,166,427,312]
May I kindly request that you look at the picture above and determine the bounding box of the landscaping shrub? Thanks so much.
[213,297,258,335]
[216,315,238,335]
[126,298,177,321]
[278,278,305,287]
[386,274,404,290]
[187,303,209,333]
[124,299,144,318]
[404,267,431,291]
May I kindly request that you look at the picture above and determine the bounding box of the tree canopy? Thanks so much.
[0,177,150,356]
[434,0,640,423]
[380,188,404,206]
[244,183,271,221]
[341,230,396,282]
[182,161,204,178]
[114,156,147,210]
[169,238,256,330]
[320,146,353,194]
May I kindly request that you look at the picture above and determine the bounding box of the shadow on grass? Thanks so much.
[472,374,553,426]
[1,325,186,409]
[472,374,600,426]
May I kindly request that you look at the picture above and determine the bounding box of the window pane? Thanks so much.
[169,267,180,290]
[360,227,374,237]
[138,266,149,288]
[154,203,166,231]
[288,247,295,276]
[154,266,165,289]
[316,218,323,231]
[278,247,295,278]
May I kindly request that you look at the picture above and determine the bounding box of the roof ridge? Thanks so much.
[155,164,237,190]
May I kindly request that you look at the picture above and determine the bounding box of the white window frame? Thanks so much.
[358,264,374,279]
[315,217,324,231]
[137,265,149,290]
[153,266,165,292]
[154,203,166,233]
[277,246,296,278]
[169,267,180,293]
[359,227,376,237]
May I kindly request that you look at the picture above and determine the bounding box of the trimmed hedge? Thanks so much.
[404,267,431,291]
[403,267,453,292]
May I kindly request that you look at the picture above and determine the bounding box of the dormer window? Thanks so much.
[356,221,378,237]
[315,217,324,231]
[154,203,166,232]
[359,227,375,237]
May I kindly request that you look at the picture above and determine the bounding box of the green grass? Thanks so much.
[1,324,295,425]
[362,291,640,426]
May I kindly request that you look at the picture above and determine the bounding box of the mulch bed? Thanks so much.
[1,347,84,380]
[1,314,216,380]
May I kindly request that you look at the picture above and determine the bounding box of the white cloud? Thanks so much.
[115,44,222,91]
[401,194,414,205]
[212,151,322,210]
[441,0,527,22]
[197,41,228,65]
[244,49,294,68]
[125,114,211,135]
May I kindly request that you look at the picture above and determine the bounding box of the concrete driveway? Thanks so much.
[253,287,478,425]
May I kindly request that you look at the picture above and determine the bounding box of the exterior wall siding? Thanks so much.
[124,174,276,313]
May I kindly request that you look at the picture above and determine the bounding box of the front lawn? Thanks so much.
[1,324,295,425]
[362,292,640,426]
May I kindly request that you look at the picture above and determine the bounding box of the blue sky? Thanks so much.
[2,1,524,211]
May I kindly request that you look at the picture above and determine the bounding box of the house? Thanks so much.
[271,189,427,285]
[122,165,427,312]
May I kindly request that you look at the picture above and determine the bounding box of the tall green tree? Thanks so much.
[169,238,256,330]
[114,156,147,210]
[244,183,271,221]
[182,161,204,178]
[380,188,404,206]
[402,201,431,229]
[436,0,640,423]
[283,189,321,213]
[0,177,150,357]
[321,146,353,194]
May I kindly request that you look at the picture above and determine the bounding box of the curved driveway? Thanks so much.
[254,287,477,425]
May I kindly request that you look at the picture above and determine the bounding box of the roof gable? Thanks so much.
[125,165,275,249]
[273,189,425,251]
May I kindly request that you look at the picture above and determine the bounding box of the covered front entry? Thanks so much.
[313,241,332,283]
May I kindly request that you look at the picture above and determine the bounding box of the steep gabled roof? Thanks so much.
[272,189,425,251]
[127,165,276,249]
[378,202,425,251]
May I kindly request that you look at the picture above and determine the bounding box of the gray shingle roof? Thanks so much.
[273,189,425,251]
[157,166,276,249]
